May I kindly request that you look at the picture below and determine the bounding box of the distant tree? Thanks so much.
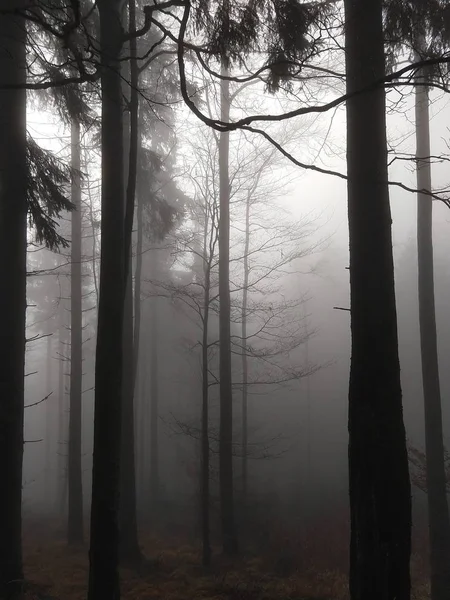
[217,56,237,556]
[415,60,450,600]
[385,4,450,598]
[68,117,84,546]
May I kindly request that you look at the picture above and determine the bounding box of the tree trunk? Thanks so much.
[119,269,141,563]
[134,146,144,513]
[88,2,125,598]
[201,210,212,567]
[149,266,160,514]
[218,58,237,555]
[0,5,27,598]
[415,67,450,600]
[68,117,84,545]
[57,308,67,517]
[45,330,53,508]
[119,0,141,564]
[344,1,412,598]
[241,194,250,506]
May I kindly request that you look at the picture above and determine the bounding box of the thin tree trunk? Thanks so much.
[134,151,144,513]
[120,268,141,563]
[241,194,250,505]
[344,0,411,598]
[57,308,66,516]
[149,265,160,514]
[0,6,27,597]
[133,115,143,390]
[218,57,237,555]
[45,331,53,508]
[415,64,450,600]
[119,0,141,564]
[88,2,125,598]
[84,153,99,308]
[201,209,212,567]
[68,118,84,545]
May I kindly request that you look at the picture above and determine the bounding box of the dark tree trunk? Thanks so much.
[119,271,141,564]
[344,1,412,598]
[119,0,141,565]
[415,69,450,600]
[0,5,27,598]
[88,2,125,598]
[68,118,84,545]
[218,58,237,555]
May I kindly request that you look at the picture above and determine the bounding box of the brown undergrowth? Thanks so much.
[22,517,430,600]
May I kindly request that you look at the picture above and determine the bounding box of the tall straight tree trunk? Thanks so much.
[241,194,250,505]
[119,0,141,564]
[119,270,141,563]
[45,330,53,507]
[201,210,212,567]
[134,150,144,512]
[415,66,450,600]
[344,1,411,599]
[149,265,160,513]
[88,2,125,598]
[0,6,27,598]
[68,118,84,545]
[57,307,67,516]
[218,57,237,556]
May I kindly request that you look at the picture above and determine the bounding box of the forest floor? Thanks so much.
[22,519,430,600]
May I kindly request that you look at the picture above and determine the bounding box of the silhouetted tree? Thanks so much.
[88,1,125,598]
[68,117,84,545]
[0,10,27,597]
[345,0,411,598]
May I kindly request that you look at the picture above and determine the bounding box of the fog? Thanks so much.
[4,3,450,598]
[22,87,450,554]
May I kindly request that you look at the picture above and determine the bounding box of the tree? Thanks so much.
[218,57,238,556]
[344,0,411,598]
[415,55,450,600]
[119,0,141,565]
[88,1,125,598]
[384,4,450,597]
[68,117,84,545]
[0,6,27,597]
[0,4,74,594]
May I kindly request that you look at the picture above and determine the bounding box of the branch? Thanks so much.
[25,391,53,409]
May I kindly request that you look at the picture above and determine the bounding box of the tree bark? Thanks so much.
[68,117,84,545]
[88,2,125,598]
[415,66,450,600]
[0,4,27,597]
[218,58,238,555]
[344,0,412,598]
